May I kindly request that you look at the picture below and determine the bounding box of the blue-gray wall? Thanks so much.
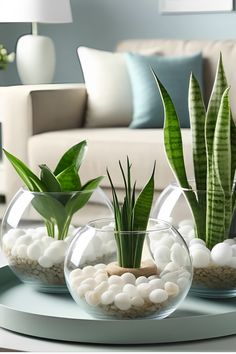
[1,0,236,85]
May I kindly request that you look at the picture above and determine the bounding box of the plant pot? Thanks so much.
[152,182,236,298]
[0,187,112,293]
[64,218,192,320]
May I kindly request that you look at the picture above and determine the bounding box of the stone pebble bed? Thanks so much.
[69,263,191,319]
[176,219,236,289]
[2,226,76,286]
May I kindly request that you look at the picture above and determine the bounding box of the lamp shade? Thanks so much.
[0,0,72,23]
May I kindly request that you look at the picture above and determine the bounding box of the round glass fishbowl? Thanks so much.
[152,182,236,298]
[0,187,112,293]
[64,218,193,320]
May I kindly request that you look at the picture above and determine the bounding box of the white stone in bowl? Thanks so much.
[123,283,138,297]
[211,243,233,266]
[38,255,53,268]
[121,272,136,285]
[100,290,115,305]
[27,243,42,261]
[164,281,179,296]
[114,293,131,310]
[191,249,210,268]
[149,289,168,303]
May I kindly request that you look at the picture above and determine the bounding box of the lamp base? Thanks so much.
[16,35,56,85]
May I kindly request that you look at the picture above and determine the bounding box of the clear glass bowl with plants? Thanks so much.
[1,141,112,293]
[152,55,236,298]
[65,158,192,319]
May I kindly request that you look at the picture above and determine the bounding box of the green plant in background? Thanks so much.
[0,44,15,70]
[107,158,155,268]
[3,141,103,240]
[154,54,236,249]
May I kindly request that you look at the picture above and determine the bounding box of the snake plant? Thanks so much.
[107,158,155,268]
[154,54,236,249]
[3,141,103,240]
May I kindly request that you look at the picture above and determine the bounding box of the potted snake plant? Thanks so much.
[152,54,236,298]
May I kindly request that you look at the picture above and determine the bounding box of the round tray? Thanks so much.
[0,266,236,344]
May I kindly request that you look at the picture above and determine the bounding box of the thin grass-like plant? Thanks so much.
[107,158,155,268]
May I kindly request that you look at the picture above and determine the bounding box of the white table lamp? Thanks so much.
[0,0,72,84]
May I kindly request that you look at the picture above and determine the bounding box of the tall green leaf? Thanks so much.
[3,149,46,192]
[39,164,61,192]
[133,163,155,231]
[56,165,81,191]
[54,140,87,175]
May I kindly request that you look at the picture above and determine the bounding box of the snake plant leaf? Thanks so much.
[230,118,236,188]
[32,194,67,237]
[54,140,87,175]
[56,165,81,192]
[153,72,190,189]
[133,163,155,231]
[65,176,104,216]
[39,164,61,192]
[189,73,207,192]
[206,88,231,248]
[3,149,46,192]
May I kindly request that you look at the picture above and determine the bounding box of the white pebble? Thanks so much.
[7,229,25,238]
[159,235,175,248]
[109,284,122,295]
[94,281,108,294]
[149,231,164,242]
[232,245,236,257]
[95,273,108,284]
[189,243,208,252]
[123,284,138,297]
[101,290,115,305]
[223,239,235,246]
[94,263,106,270]
[77,284,91,297]
[16,244,28,258]
[149,278,164,290]
[191,249,211,268]
[121,272,136,284]
[211,243,233,266]
[38,256,53,268]
[114,293,131,310]
[164,262,180,272]
[137,283,151,298]
[27,243,42,261]
[69,268,83,281]
[171,243,186,266]
[189,238,206,247]
[148,275,158,280]
[178,225,193,237]
[149,289,168,304]
[44,244,66,263]
[130,296,144,307]
[164,281,179,296]
[42,236,54,247]
[81,277,96,290]
[135,276,148,285]
[108,275,124,286]
[14,235,33,247]
[177,277,189,290]
[82,265,96,276]
[85,291,100,306]
[154,245,171,266]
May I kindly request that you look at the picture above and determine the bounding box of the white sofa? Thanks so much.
[1,39,236,203]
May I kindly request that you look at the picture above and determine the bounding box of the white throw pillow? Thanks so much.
[77,47,133,128]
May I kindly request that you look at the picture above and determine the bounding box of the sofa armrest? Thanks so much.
[0,83,87,201]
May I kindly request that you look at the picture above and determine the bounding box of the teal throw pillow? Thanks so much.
[125,52,203,128]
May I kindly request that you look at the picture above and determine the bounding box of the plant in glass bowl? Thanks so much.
[65,158,192,319]
[0,140,108,292]
[152,55,236,297]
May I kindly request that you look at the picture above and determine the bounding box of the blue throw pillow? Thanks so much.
[125,52,203,128]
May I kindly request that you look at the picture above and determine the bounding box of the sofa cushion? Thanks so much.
[28,128,194,192]
[77,47,133,128]
[125,52,203,129]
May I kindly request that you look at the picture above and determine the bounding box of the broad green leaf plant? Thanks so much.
[4,141,103,240]
[154,54,236,249]
[107,158,155,268]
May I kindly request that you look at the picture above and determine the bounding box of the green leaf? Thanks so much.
[133,163,155,231]
[65,176,104,216]
[153,72,190,189]
[54,141,87,175]
[3,149,46,192]
[56,165,81,191]
[32,194,67,237]
[189,73,207,192]
[230,118,236,188]
[39,164,61,192]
